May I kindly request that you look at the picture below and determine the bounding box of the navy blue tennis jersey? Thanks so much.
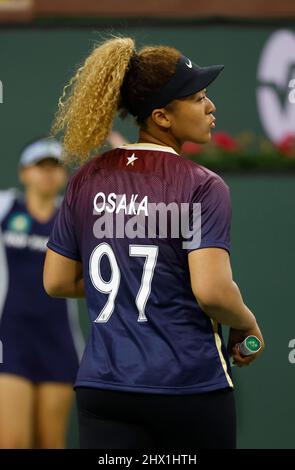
[47,143,234,394]
[0,189,84,383]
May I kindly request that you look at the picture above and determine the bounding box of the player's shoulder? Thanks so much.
[68,148,127,179]
[0,188,23,206]
[175,156,230,195]
[0,187,18,199]
[65,149,115,204]
[0,188,20,222]
[180,155,224,180]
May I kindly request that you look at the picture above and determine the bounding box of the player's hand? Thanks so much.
[227,323,265,368]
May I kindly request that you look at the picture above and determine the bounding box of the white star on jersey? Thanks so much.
[126,153,138,166]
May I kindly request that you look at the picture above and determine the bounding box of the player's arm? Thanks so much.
[188,247,257,330]
[43,248,85,298]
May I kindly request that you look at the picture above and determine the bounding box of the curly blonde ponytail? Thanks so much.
[51,36,135,166]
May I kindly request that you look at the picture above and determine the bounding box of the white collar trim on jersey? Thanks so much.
[118,143,180,156]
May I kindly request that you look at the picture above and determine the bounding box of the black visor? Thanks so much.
[134,55,224,120]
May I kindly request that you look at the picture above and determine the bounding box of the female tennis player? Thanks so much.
[0,137,84,448]
[44,37,265,449]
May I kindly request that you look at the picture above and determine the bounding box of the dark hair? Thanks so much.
[118,46,181,126]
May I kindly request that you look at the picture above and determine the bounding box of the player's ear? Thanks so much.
[150,108,171,129]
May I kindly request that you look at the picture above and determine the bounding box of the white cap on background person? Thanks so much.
[19,137,63,168]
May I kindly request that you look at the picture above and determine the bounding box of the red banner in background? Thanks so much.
[0,0,33,21]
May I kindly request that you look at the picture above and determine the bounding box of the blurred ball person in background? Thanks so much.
[0,138,84,448]
[44,37,264,449]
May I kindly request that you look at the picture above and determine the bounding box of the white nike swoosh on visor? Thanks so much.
[185,58,192,68]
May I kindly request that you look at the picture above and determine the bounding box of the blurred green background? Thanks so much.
[2,23,295,185]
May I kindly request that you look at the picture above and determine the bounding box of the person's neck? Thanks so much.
[138,129,182,155]
[25,188,56,223]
